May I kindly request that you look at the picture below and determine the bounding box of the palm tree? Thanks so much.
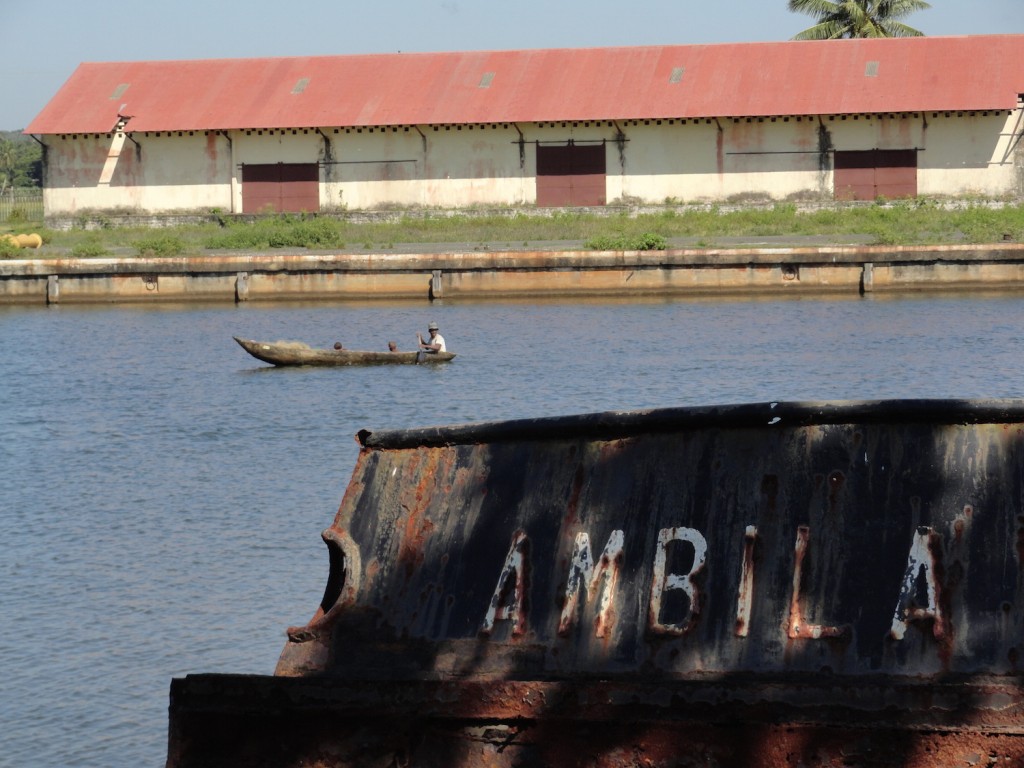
[788,0,931,39]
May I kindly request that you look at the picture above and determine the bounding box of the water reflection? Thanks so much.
[2,292,1024,767]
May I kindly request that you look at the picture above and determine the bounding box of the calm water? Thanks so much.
[3,292,1024,767]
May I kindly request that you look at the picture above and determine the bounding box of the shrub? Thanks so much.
[71,239,108,258]
[635,232,668,250]
[585,232,667,251]
[286,217,344,248]
[134,233,186,257]
[203,215,344,250]
[0,236,19,258]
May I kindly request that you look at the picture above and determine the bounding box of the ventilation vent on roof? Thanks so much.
[669,67,685,84]
[292,78,310,94]
[479,72,495,88]
[865,61,879,77]
[110,83,129,99]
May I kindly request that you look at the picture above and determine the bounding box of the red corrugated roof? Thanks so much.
[25,35,1024,135]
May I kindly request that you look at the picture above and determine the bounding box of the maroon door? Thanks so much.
[834,150,917,201]
[536,143,607,207]
[242,163,320,213]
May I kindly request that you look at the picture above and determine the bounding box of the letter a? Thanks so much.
[481,531,529,636]
[890,526,945,640]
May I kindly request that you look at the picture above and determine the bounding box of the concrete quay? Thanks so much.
[2,241,1024,304]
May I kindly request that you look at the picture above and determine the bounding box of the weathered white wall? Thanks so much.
[820,110,1023,197]
[615,118,826,203]
[916,111,1023,197]
[43,132,233,213]
[320,124,531,209]
[39,108,1023,216]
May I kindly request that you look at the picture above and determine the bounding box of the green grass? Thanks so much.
[70,236,108,258]
[0,237,20,258]
[5,201,1024,258]
[205,214,346,249]
[134,232,187,258]
[584,232,668,250]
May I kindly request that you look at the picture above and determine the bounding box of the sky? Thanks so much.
[3,0,1021,131]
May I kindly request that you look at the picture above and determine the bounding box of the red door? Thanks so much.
[834,150,917,201]
[242,163,320,213]
[536,143,607,207]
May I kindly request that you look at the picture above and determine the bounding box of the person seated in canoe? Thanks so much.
[333,342,344,351]
[416,322,446,353]
[388,341,399,352]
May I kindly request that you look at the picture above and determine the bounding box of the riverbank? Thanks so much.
[3,240,1024,304]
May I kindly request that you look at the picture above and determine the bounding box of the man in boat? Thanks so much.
[417,322,446,353]
[388,341,399,352]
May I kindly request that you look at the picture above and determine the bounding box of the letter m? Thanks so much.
[558,530,625,638]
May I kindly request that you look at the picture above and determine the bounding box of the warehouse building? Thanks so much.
[24,35,1024,217]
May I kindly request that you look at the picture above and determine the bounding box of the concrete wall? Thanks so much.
[39,109,1023,216]
[4,244,1024,305]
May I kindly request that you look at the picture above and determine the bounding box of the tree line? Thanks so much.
[0,132,42,194]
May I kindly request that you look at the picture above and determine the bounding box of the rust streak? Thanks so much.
[735,525,758,637]
[788,526,846,639]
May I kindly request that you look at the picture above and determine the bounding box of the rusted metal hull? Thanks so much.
[168,675,1024,767]
[168,400,1024,767]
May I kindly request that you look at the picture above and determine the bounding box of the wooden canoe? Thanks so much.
[234,337,456,367]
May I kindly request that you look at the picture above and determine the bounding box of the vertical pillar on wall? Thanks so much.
[318,129,333,187]
[861,263,874,294]
[46,275,59,304]
[226,131,238,214]
[512,123,527,204]
[817,117,834,198]
[98,122,129,188]
[236,272,250,302]
[415,125,429,209]
[614,124,627,172]
[430,270,443,300]
[1006,99,1024,195]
